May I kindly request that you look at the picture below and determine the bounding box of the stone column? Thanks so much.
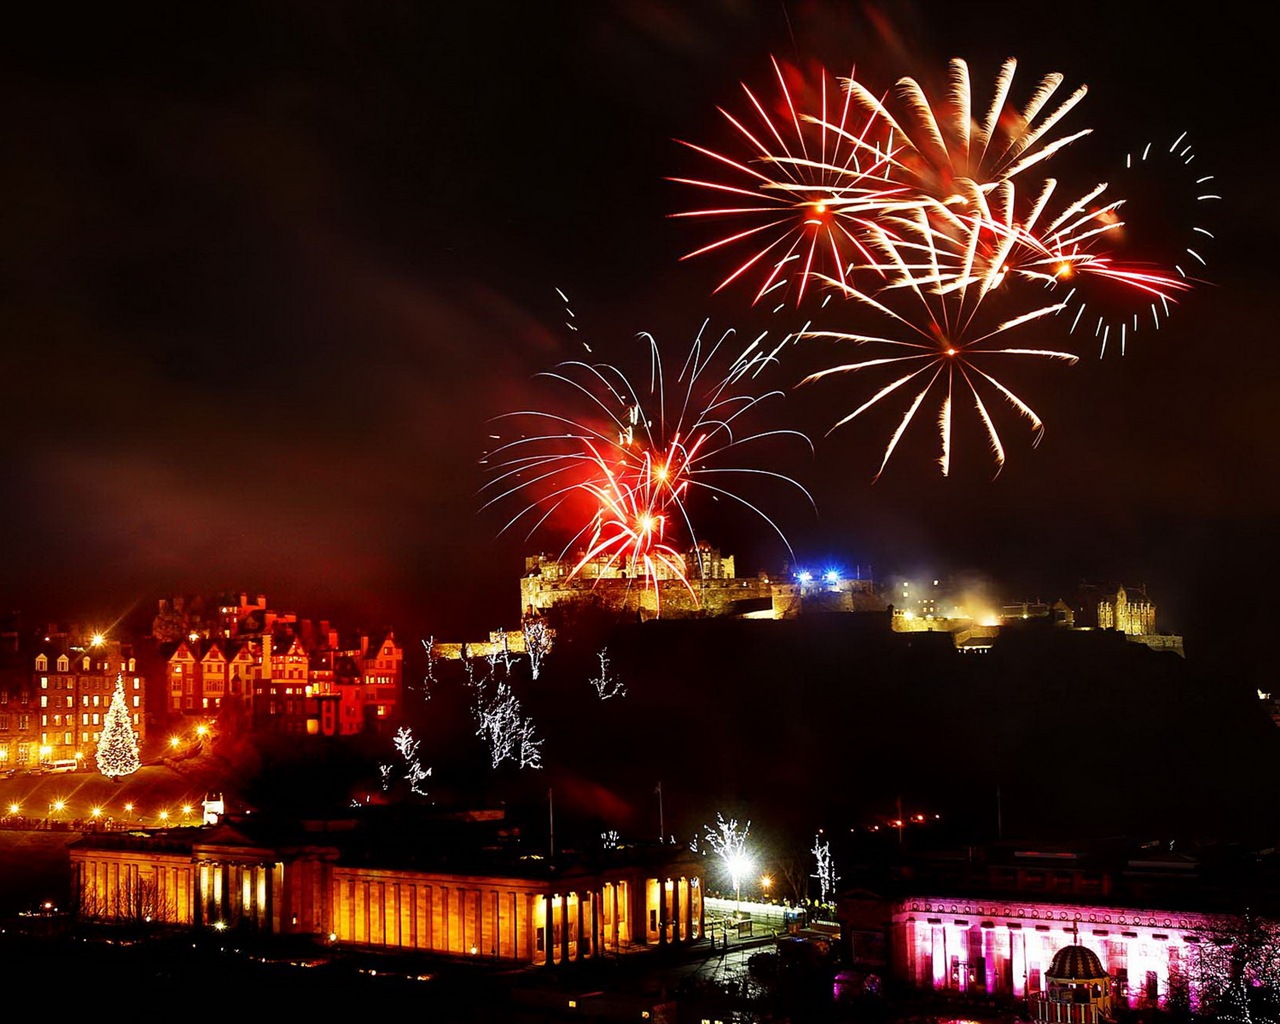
[544,892,555,966]
[575,891,585,960]
[658,878,668,948]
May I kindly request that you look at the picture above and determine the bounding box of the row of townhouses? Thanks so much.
[0,592,405,769]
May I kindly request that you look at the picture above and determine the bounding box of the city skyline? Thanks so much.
[1,2,1272,656]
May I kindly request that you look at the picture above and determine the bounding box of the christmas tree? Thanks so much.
[96,675,141,779]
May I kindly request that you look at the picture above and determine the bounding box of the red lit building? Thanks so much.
[158,593,402,737]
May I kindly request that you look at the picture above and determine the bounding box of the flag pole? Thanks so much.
[657,780,664,842]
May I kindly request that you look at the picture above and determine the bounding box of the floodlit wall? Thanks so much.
[893,896,1215,1010]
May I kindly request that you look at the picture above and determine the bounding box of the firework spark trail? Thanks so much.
[798,220,1078,479]
[1049,132,1219,356]
[670,56,918,307]
[481,316,814,608]
[837,58,1092,199]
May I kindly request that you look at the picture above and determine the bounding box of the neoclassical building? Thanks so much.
[69,808,705,965]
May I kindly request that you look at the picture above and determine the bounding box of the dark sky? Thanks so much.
[0,1,1274,647]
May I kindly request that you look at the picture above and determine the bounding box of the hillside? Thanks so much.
[398,612,1280,852]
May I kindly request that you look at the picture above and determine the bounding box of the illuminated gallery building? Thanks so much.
[886,895,1212,1011]
[69,809,705,964]
[839,841,1246,1019]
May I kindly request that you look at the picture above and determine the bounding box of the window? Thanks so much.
[39,696,47,708]
[0,716,8,731]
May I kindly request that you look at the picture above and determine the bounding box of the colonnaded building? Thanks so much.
[838,842,1265,1016]
[68,806,705,965]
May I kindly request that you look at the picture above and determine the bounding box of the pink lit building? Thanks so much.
[850,893,1215,1012]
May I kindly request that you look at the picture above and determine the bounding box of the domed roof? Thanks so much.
[1047,944,1107,982]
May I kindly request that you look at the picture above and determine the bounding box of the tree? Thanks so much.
[522,618,553,680]
[96,675,141,779]
[588,648,626,700]
[1187,910,1280,1024]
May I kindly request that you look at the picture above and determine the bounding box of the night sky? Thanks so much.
[1,1,1274,654]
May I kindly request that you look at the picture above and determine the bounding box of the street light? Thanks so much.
[760,875,773,901]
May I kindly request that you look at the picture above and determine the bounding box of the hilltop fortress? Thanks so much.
[429,547,1182,660]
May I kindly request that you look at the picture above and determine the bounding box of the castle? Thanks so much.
[519,545,884,622]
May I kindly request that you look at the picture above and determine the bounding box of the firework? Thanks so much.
[797,219,1079,480]
[836,57,1092,201]
[677,55,1214,475]
[670,57,914,308]
[1043,132,1218,356]
[480,317,814,608]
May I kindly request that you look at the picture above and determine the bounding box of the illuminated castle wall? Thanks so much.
[519,547,884,622]
[1096,585,1157,636]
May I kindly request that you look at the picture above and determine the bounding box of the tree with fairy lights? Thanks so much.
[703,813,752,914]
[96,676,141,780]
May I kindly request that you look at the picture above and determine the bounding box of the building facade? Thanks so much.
[69,812,706,966]
[879,894,1212,1009]
[0,628,146,770]
[159,593,403,737]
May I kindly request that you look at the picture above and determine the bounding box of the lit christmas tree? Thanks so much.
[95,675,141,779]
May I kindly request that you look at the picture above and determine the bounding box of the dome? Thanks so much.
[1047,944,1108,982]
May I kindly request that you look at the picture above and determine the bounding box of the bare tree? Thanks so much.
[475,680,543,770]
[588,648,626,700]
[522,618,553,680]
[80,871,176,925]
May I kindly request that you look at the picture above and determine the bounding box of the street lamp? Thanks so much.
[760,875,773,901]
